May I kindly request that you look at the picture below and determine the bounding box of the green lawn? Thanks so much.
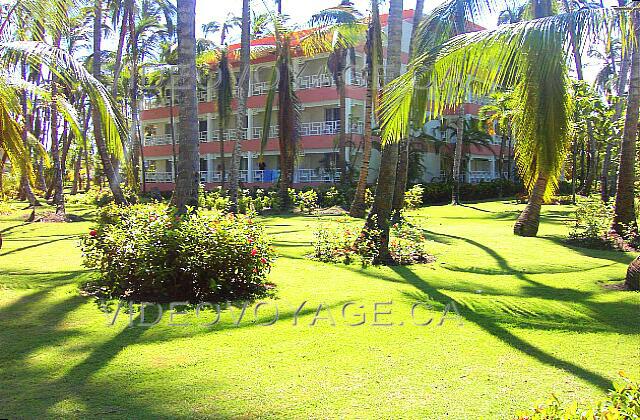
[0,199,638,418]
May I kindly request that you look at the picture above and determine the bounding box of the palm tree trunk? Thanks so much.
[514,172,548,237]
[601,49,631,202]
[338,70,348,184]
[350,0,383,218]
[19,61,39,207]
[218,119,226,189]
[0,152,7,198]
[172,0,200,211]
[626,256,640,291]
[129,9,142,192]
[365,0,403,264]
[611,14,639,235]
[71,153,81,195]
[111,2,130,98]
[230,0,250,213]
[93,0,127,205]
[451,110,465,204]
[349,71,374,218]
[392,0,424,216]
[50,35,65,216]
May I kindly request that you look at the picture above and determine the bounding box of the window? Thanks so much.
[200,158,208,172]
[199,120,208,134]
[325,108,340,122]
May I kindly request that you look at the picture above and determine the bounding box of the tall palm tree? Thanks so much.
[229,0,250,213]
[349,0,384,218]
[93,0,128,204]
[611,8,638,236]
[362,0,404,264]
[378,6,631,237]
[309,1,364,185]
[391,0,425,217]
[172,0,199,211]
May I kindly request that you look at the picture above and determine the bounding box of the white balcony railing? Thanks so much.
[146,172,174,183]
[144,134,173,147]
[297,73,333,90]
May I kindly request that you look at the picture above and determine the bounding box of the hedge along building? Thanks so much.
[140,9,507,191]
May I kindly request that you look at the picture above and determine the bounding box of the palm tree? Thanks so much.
[611,8,638,236]
[479,91,516,186]
[93,0,128,204]
[391,0,425,217]
[172,0,199,211]
[229,0,250,214]
[349,0,384,218]
[378,6,631,237]
[309,1,364,185]
[362,0,404,264]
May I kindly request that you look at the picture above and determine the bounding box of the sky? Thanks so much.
[193,0,618,82]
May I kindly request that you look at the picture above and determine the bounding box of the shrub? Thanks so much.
[420,179,524,205]
[568,197,615,249]
[0,200,14,215]
[515,372,640,419]
[295,189,319,214]
[311,218,433,266]
[404,184,424,209]
[81,203,276,303]
[87,186,138,207]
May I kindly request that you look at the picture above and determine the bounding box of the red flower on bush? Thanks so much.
[251,248,258,256]
[260,257,267,264]
[89,230,98,237]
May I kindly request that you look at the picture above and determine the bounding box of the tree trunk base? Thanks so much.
[626,256,640,291]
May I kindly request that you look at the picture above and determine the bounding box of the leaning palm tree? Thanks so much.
[378,5,635,237]
[172,0,199,211]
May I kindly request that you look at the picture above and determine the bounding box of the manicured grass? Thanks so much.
[0,199,638,418]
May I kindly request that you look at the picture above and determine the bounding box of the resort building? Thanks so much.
[140,10,506,191]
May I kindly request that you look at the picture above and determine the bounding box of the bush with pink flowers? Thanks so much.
[81,203,276,302]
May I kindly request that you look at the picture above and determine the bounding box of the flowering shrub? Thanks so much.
[81,203,276,302]
[0,201,14,215]
[312,219,433,266]
[312,223,380,266]
[515,372,639,419]
[404,184,424,210]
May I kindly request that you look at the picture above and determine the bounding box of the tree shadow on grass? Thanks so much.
[0,235,76,257]
[391,266,613,391]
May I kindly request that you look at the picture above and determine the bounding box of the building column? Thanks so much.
[247,152,254,183]
[247,109,254,140]
[490,156,496,179]
[207,113,214,142]
[345,98,353,133]
[207,154,214,182]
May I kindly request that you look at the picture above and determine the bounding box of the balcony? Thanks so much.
[146,172,174,183]
[147,169,340,185]
[144,134,173,147]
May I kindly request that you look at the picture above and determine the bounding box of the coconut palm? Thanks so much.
[479,91,516,184]
[172,0,199,211]
[378,5,635,237]
[93,0,128,204]
[362,0,404,264]
[349,0,384,218]
[229,0,250,214]
[391,0,425,218]
[308,1,365,185]
[611,8,638,236]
